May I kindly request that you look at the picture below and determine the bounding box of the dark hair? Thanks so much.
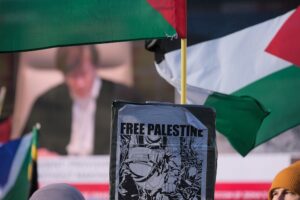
[56,45,99,74]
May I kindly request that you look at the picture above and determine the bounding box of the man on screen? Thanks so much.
[24,45,137,155]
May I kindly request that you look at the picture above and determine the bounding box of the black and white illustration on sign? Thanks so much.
[113,104,209,200]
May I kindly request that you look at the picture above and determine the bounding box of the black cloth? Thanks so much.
[23,79,137,155]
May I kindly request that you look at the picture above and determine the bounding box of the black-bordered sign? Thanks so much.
[110,101,217,200]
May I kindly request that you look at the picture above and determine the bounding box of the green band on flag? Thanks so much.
[0,0,178,52]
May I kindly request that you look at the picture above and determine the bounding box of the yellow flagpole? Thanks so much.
[0,86,6,117]
[180,38,187,104]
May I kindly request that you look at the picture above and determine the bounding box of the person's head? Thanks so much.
[56,45,99,98]
[29,183,85,200]
[269,161,300,200]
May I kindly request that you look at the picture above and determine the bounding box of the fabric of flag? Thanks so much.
[0,117,11,144]
[0,130,38,200]
[0,0,186,53]
[156,64,269,156]
[154,7,300,156]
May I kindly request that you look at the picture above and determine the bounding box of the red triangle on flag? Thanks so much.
[147,0,186,38]
[266,7,300,67]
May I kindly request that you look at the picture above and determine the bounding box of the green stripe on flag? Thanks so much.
[0,0,176,52]
[234,65,300,147]
[204,92,270,156]
[155,61,271,157]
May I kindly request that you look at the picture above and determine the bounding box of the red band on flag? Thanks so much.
[216,183,271,191]
[266,7,300,67]
[0,117,11,143]
[147,0,187,38]
[70,184,109,192]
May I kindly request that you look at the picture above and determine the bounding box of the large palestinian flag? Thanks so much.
[154,7,300,156]
[0,0,186,52]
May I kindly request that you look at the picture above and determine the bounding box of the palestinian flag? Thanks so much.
[0,130,38,200]
[153,7,300,156]
[0,0,186,52]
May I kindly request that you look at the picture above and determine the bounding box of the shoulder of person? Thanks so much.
[34,83,70,105]
[101,79,140,101]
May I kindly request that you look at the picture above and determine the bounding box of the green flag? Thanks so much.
[0,0,186,52]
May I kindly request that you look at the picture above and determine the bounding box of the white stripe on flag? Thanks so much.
[164,10,293,94]
[155,61,212,104]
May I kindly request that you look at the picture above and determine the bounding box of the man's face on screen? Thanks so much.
[65,48,96,99]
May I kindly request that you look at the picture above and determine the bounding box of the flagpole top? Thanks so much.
[34,123,41,130]
[0,86,7,117]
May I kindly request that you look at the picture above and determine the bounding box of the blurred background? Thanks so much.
[0,0,299,199]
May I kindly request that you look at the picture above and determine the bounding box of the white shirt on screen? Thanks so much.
[66,78,101,155]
